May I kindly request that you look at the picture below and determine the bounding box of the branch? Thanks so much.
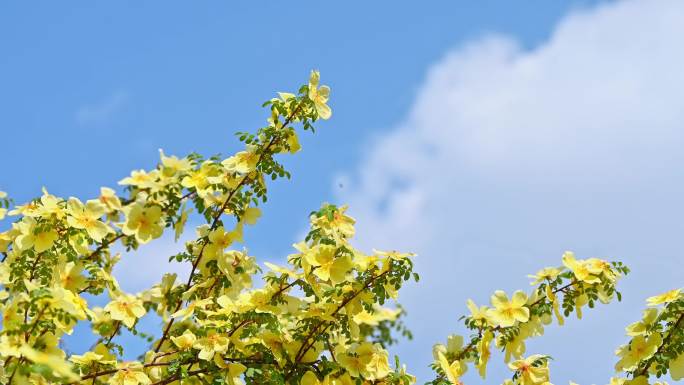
[85,233,124,261]
[77,361,187,382]
[453,280,578,362]
[636,309,684,376]
[153,101,305,355]
[285,268,391,381]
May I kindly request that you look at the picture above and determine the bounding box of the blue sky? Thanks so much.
[4,1,684,384]
[0,0,600,259]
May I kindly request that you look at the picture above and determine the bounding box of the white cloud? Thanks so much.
[76,91,128,126]
[113,230,192,294]
[339,0,684,383]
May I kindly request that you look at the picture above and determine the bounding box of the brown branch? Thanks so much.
[286,268,392,380]
[153,101,304,356]
[151,368,217,385]
[73,353,291,384]
[103,321,122,347]
[272,279,300,300]
[25,305,49,343]
[76,361,185,383]
[229,319,254,337]
[85,233,124,261]
[181,191,196,200]
[7,358,24,385]
[327,340,337,363]
[149,356,318,385]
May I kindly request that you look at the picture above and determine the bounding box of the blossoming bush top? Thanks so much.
[0,72,682,385]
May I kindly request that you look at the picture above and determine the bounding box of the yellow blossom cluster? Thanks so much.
[429,251,684,385]
[429,251,629,385]
[0,72,416,385]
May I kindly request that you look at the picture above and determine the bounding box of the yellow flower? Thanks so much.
[432,344,447,363]
[0,230,12,253]
[9,199,41,217]
[615,333,663,371]
[222,149,260,174]
[108,362,151,385]
[264,261,299,278]
[625,308,658,336]
[174,203,191,241]
[34,229,59,252]
[305,245,353,284]
[508,355,550,385]
[625,377,649,385]
[562,251,601,284]
[122,203,164,244]
[337,342,389,380]
[54,261,87,292]
[285,130,301,154]
[276,92,295,102]
[171,298,212,321]
[487,290,530,327]
[69,351,116,366]
[193,332,230,360]
[373,249,416,261]
[118,169,159,189]
[352,307,401,326]
[476,330,494,378]
[19,345,79,381]
[443,335,463,355]
[646,288,681,306]
[438,352,465,385]
[586,258,617,281]
[217,361,247,385]
[104,294,146,328]
[398,365,416,385]
[498,331,527,363]
[338,352,367,378]
[67,197,110,242]
[528,267,562,285]
[99,187,123,212]
[467,299,492,326]
[34,189,65,218]
[241,207,261,225]
[300,371,324,385]
[204,226,241,259]
[171,330,197,350]
[548,286,565,326]
[0,334,22,359]
[259,331,288,364]
[353,342,391,380]
[308,70,332,120]
[15,218,58,252]
[181,161,216,191]
[575,293,588,319]
[670,353,684,381]
[159,149,193,176]
[313,204,355,239]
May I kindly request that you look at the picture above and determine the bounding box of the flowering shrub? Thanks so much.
[0,72,682,385]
